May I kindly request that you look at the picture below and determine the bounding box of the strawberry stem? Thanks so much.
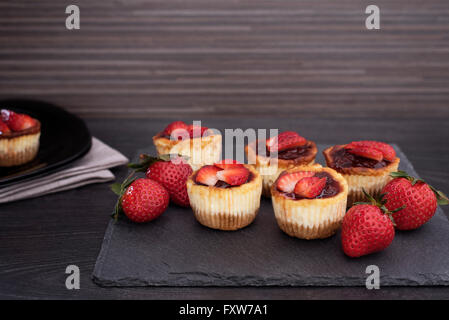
[110,171,136,221]
[390,171,448,205]
[353,188,399,226]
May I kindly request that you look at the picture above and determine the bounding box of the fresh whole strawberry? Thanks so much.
[276,171,315,193]
[0,120,11,135]
[294,176,326,199]
[342,202,395,258]
[266,131,307,153]
[345,140,396,162]
[381,171,448,230]
[112,178,169,223]
[1,109,36,131]
[216,166,250,186]
[145,157,193,207]
[128,154,193,207]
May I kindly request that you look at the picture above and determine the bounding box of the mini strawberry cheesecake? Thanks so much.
[186,160,262,231]
[245,131,317,197]
[152,121,221,171]
[271,164,348,239]
[0,109,41,167]
[323,141,400,206]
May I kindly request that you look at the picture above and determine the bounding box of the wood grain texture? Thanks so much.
[0,0,448,118]
[0,117,448,299]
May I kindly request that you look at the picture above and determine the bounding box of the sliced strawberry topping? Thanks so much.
[162,121,189,139]
[276,171,315,193]
[345,140,396,162]
[196,165,220,186]
[214,159,244,170]
[1,109,36,131]
[346,145,383,161]
[0,120,11,135]
[266,131,307,153]
[294,177,327,199]
[216,167,250,186]
[187,124,209,138]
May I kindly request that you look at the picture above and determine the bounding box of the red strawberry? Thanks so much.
[342,203,395,258]
[266,131,307,152]
[346,145,383,161]
[294,177,326,199]
[0,120,11,135]
[214,159,244,170]
[196,165,220,186]
[216,166,250,186]
[1,109,36,131]
[162,121,189,139]
[381,171,448,230]
[120,178,169,223]
[276,171,315,193]
[346,141,396,161]
[146,158,193,207]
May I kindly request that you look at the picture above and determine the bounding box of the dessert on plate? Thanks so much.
[152,121,221,171]
[271,164,348,240]
[245,131,317,197]
[0,109,41,167]
[186,160,262,231]
[323,140,400,206]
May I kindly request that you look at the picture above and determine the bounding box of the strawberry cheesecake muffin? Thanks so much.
[246,131,317,197]
[323,141,400,206]
[0,109,41,167]
[153,121,221,171]
[186,160,262,231]
[271,165,348,239]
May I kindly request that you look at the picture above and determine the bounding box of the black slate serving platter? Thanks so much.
[0,100,91,187]
[93,144,449,287]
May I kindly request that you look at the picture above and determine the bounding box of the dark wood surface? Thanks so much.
[1,0,449,119]
[1,117,448,299]
[1,0,449,299]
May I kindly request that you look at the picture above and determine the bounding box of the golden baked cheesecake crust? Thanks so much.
[271,165,348,240]
[323,143,400,206]
[0,111,41,167]
[187,164,262,231]
[245,138,318,197]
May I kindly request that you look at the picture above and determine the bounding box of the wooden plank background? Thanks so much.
[0,0,448,119]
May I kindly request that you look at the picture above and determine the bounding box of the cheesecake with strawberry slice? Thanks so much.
[245,131,317,197]
[0,109,41,167]
[152,121,221,171]
[271,164,348,239]
[323,140,400,206]
[186,160,262,231]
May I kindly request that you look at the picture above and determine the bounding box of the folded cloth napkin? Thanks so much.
[0,137,128,204]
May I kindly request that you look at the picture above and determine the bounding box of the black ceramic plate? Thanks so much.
[0,99,91,187]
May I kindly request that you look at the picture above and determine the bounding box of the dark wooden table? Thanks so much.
[1,0,449,299]
[1,117,448,299]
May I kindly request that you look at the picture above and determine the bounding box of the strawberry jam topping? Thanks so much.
[256,140,314,160]
[330,147,390,170]
[279,172,340,200]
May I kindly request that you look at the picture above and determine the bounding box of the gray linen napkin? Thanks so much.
[0,137,128,203]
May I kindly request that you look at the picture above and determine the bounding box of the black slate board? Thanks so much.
[93,144,449,287]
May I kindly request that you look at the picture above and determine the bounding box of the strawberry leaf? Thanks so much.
[429,186,449,206]
[111,172,136,220]
[110,183,122,196]
[391,171,448,206]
